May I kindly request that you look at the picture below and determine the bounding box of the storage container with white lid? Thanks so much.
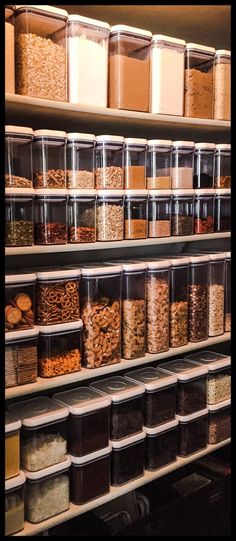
[5,6,15,93]
[96,189,124,241]
[187,254,209,342]
[169,257,189,347]
[15,5,68,101]
[80,265,122,368]
[119,261,146,359]
[36,267,80,325]
[194,143,215,189]
[5,412,21,480]
[124,189,148,239]
[146,139,172,190]
[145,259,171,353]
[108,25,152,112]
[5,327,38,387]
[148,190,172,238]
[126,367,177,427]
[124,138,147,189]
[194,188,215,234]
[161,358,208,415]
[34,188,68,244]
[171,141,195,189]
[214,188,231,232]
[5,272,36,332]
[214,50,231,121]
[185,350,231,405]
[145,418,178,471]
[95,135,124,190]
[224,251,231,331]
[177,408,208,456]
[5,125,34,188]
[111,430,146,486]
[33,130,66,189]
[208,252,225,336]
[67,15,110,106]
[68,189,96,243]
[184,43,215,118]
[171,189,194,236]
[150,35,186,116]
[66,133,95,189]
[91,375,145,440]
[54,387,111,456]
[5,471,25,536]
[214,144,231,189]
[70,445,111,504]
[5,187,35,247]
[208,399,231,444]
[38,320,82,378]
[25,456,71,523]
[9,397,69,472]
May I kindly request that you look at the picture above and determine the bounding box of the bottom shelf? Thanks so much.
[14,438,230,536]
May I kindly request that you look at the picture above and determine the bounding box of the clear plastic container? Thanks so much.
[194,143,215,189]
[5,412,21,480]
[185,350,231,405]
[177,408,208,456]
[148,190,172,237]
[67,15,110,106]
[34,189,68,244]
[91,375,145,440]
[33,130,66,189]
[54,387,111,456]
[5,328,38,388]
[96,190,124,241]
[108,25,152,112]
[124,138,147,189]
[5,471,25,536]
[36,268,80,325]
[169,257,189,347]
[5,6,15,93]
[5,188,35,246]
[184,43,215,118]
[161,358,208,415]
[214,188,231,232]
[188,255,209,342]
[121,261,146,359]
[68,189,96,243]
[150,35,185,115]
[171,141,194,189]
[5,125,34,188]
[25,457,71,523]
[111,430,145,485]
[38,321,82,378]
[146,140,172,190]
[66,132,95,189]
[9,397,69,472]
[146,260,170,353]
[225,252,231,331]
[214,144,231,188]
[214,50,231,121]
[15,5,68,100]
[70,446,111,504]
[5,272,36,332]
[124,190,148,239]
[171,189,194,236]
[95,135,124,190]
[145,419,178,470]
[126,367,177,427]
[208,253,225,336]
[208,400,231,444]
[194,189,215,234]
[81,265,122,368]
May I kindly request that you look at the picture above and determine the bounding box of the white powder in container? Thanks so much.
[171,167,193,189]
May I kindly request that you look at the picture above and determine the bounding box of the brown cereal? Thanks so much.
[82,299,121,368]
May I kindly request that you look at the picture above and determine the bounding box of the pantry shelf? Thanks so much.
[13,438,231,537]
[5,332,230,400]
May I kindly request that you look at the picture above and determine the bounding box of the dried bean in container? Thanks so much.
[188,284,208,342]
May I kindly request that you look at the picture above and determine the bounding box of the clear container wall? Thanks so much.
[178,414,208,456]
[171,147,194,189]
[169,264,189,347]
[5,133,33,188]
[145,427,177,470]
[68,407,110,456]
[125,196,148,239]
[66,140,95,189]
[150,41,185,116]
[147,145,171,189]
[214,55,231,120]
[194,194,214,234]
[148,195,171,237]
[171,195,194,236]
[225,258,231,331]
[96,195,124,241]
[34,195,67,244]
[207,367,231,404]
[5,194,34,247]
[5,430,20,479]
[5,8,15,93]
[193,149,215,188]
[188,262,209,342]
[38,328,82,377]
[146,267,170,353]
[20,420,67,471]
[177,375,207,415]
[36,276,80,325]
[68,195,96,243]
[95,142,124,189]
[25,470,70,523]
[214,194,231,232]
[5,484,24,536]
[184,49,214,118]
[33,136,66,189]
[208,406,231,444]
[70,455,110,504]
[124,145,146,189]
[145,385,176,427]
[5,336,37,387]
[5,280,35,332]
[122,270,146,359]
[214,149,231,188]
[110,396,144,440]
[111,440,145,485]
[208,260,225,336]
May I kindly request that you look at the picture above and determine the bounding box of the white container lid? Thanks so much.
[96,135,124,144]
[68,189,96,197]
[124,189,148,196]
[81,264,122,276]
[147,139,172,147]
[188,254,210,263]
[208,252,226,261]
[67,132,96,142]
[36,267,80,280]
[54,387,111,415]
[70,445,112,465]
[172,141,195,148]
[177,408,208,423]
[126,367,177,391]
[9,397,69,427]
[5,272,36,284]
[160,359,208,381]
[215,144,231,150]
[152,34,186,46]
[111,429,146,449]
[38,320,83,334]
[67,14,110,31]
[208,398,231,412]
[5,471,25,492]
[15,5,68,17]
[225,251,231,258]
[35,189,68,196]
[24,456,71,481]
[195,143,216,150]
[215,49,231,57]
[5,5,15,18]
[145,418,178,436]
[124,138,147,146]
[186,43,215,54]
[91,375,145,403]
[5,411,22,434]
[148,190,172,196]
[172,189,194,196]
[5,187,35,196]
[121,261,147,272]
[215,188,231,195]
[194,189,215,195]
[5,125,34,137]
[110,24,152,39]
[96,190,124,197]
[185,351,231,372]
[169,256,190,266]
[5,327,39,343]
[146,259,171,270]
[34,129,66,138]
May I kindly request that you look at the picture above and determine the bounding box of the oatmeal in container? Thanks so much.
[96,190,124,241]
[208,253,225,337]
[66,133,95,189]
[95,135,124,190]
[5,5,15,93]
[5,125,34,188]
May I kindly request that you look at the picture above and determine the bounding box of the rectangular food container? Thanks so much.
[33,130,66,189]
[161,358,208,415]
[171,190,194,236]
[124,138,147,189]
[214,188,231,232]
[5,411,21,480]
[54,387,111,456]
[124,190,148,239]
[145,419,178,470]
[225,251,231,331]
[145,259,170,353]
[208,399,231,444]
[171,141,194,189]
[120,261,146,359]
[5,125,34,188]
[5,5,15,93]
[5,471,25,536]
[214,144,231,188]
[95,135,124,190]
[187,254,209,342]
[70,445,111,504]
[91,375,145,440]
[185,350,231,405]
[5,272,36,332]
[169,257,189,347]
[36,267,80,325]
[5,327,38,388]
[214,50,231,121]
[126,366,177,427]
[146,139,172,190]
[96,190,124,241]
[5,188,35,247]
[9,397,69,472]
[177,408,208,456]
[110,429,146,486]
[34,189,68,244]
[193,142,215,189]
[194,189,215,234]
[25,456,71,523]
[66,132,95,189]
[68,189,96,243]
[38,321,82,377]
[148,190,172,238]
[208,253,225,336]
[184,43,215,118]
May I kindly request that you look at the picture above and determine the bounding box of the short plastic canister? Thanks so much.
[110,430,146,486]
[66,132,96,189]
[5,272,36,332]
[5,412,21,480]
[161,358,208,415]
[38,321,83,377]
[124,138,147,189]
[5,125,34,188]
[5,471,25,535]
[70,445,111,504]
[145,418,178,470]
[177,408,208,456]
[185,350,231,405]
[5,327,38,387]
